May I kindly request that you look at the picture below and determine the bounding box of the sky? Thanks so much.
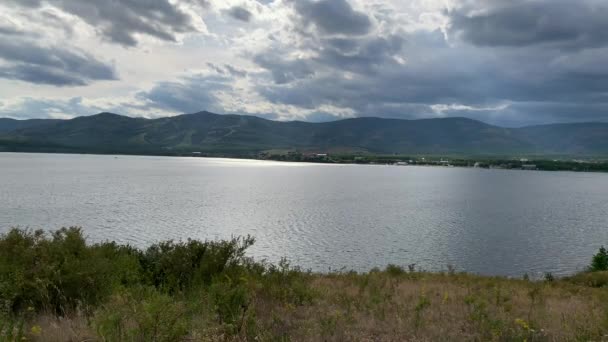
[0,0,607,127]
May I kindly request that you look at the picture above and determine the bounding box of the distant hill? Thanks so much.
[515,123,608,156]
[1,111,607,156]
[0,118,60,133]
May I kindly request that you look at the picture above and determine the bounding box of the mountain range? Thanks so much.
[1,111,607,156]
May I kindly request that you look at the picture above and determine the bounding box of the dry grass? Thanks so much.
[250,272,608,341]
[27,314,93,342]
[10,271,608,341]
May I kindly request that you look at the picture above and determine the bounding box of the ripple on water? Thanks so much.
[1,153,608,276]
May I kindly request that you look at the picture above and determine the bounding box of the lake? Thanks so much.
[1,152,607,277]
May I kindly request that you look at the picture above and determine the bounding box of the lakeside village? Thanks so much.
[186,150,608,172]
[251,150,608,172]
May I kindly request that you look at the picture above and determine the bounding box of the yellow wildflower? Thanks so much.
[515,318,530,331]
[31,325,42,336]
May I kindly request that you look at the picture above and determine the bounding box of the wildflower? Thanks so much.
[30,325,42,336]
[515,318,530,331]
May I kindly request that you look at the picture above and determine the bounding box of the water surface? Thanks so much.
[1,152,607,277]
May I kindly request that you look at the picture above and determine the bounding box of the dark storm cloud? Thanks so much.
[253,28,404,85]
[226,6,253,22]
[259,65,608,126]
[5,0,200,46]
[137,75,232,114]
[448,0,608,49]
[253,53,315,84]
[257,65,482,111]
[254,0,404,87]
[0,64,88,86]
[253,30,456,112]
[247,0,608,126]
[0,38,117,86]
[313,35,405,75]
[290,0,372,36]
[259,46,608,113]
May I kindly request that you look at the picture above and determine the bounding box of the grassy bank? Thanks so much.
[1,228,608,341]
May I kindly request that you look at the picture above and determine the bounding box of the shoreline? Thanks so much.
[3,150,608,174]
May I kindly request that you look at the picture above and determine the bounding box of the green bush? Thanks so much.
[0,228,256,317]
[590,246,608,272]
[209,275,251,329]
[257,258,314,306]
[0,227,142,314]
[140,236,255,293]
[385,264,406,276]
[0,316,25,341]
[94,286,189,342]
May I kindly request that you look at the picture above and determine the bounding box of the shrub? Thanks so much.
[590,246,608,272]
[258,258,314,306]
[209,275,251,330]
[140,236,255,293]
[0,228,259,318]
[94,286,189,342]
[0,227,142,314]
[385,264,405,276]
[0,316,25,341]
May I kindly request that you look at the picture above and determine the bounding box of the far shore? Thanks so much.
[3,150,608,173]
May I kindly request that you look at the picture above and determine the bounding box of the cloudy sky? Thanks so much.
[0,0,607,126]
